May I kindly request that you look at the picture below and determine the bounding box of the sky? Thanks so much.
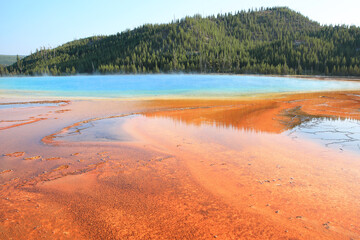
[1,0,360,55]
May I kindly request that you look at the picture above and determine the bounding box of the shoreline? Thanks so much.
[1,89,360,102]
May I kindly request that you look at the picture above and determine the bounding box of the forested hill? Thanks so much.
[2,7,360,76]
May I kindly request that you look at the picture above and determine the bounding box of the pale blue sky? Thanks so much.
[1,0,359,55]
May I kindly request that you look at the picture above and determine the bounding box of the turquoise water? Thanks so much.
[1,75,360,98]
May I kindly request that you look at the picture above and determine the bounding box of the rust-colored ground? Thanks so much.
[0,92,360,239]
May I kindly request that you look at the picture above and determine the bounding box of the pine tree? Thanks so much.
[16,55,22,73]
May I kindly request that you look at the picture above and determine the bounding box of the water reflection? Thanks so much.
[142,102,285,134]
[51,100,360,154]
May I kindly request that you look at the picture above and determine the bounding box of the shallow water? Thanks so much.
[1,75,360,98]
[0,102,62,109]
[288,118,360,154]
[55,116,136,142]
[53,111,360,155]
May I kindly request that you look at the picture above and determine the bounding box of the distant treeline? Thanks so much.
[0,55,25,66]
[2,7,360,76]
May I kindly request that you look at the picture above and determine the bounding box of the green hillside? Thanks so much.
[2,7,360,76]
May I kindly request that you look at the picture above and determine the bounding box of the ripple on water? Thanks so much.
[56,115,137,142]
[0,102,67,109]
[287,118,360,154]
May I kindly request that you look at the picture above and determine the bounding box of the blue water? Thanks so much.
[1,75,360,98]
